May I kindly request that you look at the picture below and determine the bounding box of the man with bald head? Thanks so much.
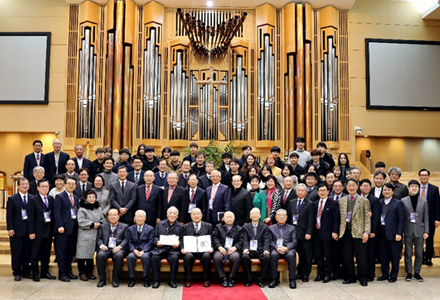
[63,159,79,182]
[161,172,189,224]
[137,170,162,227]
[72,144,90,173]
[44,139,70,187]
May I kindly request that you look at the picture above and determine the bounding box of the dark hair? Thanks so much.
[316,142,327,149]
[162,147,172,155]
[81,189,97,202]
[132,155,143,162]
[242,145,252,151]
[384,183,395,191]
[333,179,343,186]
[270,146,281,153]
[95,147,105,154]
[17,177,29,185]
[195,152,205,158]
[137,143,147,155]
[33,139,43,146]
[205,161,215,167]
[295,137,305,143]
[119,148,131,156]
[260,164,273,175]
[375,161,386,168]
[37,178,50,186]
[230,158,240,165]
[338,153,350,167]
[117,166,128,172]
[373,171,385,179]
[64,177,77,184]
[359,178,371,186]
[78,167,89,175]
[408,179,420,188]
[418,168,430,176]
[188,174,198,181]
[304,172,319,181]
[346,178,359,186]
[289,152,299,158]
[282,164,294,177]
[249,175,261,183]
[170,150,180,156]
[246,166,259,177]
[266,174,277,184]
[311,149,321,156]
[157,158,167,165]
[144,146,155,152]
[93,174,106,187]
[189,142,199,148]
[103,157,114,164]
[317,182,329,190]
[53,174,66,182]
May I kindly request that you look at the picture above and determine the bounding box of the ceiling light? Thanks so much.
[207,1,213,7]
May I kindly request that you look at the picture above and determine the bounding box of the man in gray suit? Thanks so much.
[401,180,429,282]
[109,166,137,225]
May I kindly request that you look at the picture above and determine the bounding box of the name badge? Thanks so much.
[250,239,258,251]
[277,238,283,247]
[209,199,213,210]
[21,209,28,220]
[346,212,352,222]
[225,237,233,249]
[70,208,77,219]
[44,211,51,223]
[188,203,196,213]
[380,214,386,225]
[108,236,117,248]
[292,214,298,225]
[410,212,418,223]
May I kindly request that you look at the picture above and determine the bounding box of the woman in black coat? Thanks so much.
[230,175,253,226]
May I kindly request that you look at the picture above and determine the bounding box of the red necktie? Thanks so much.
[316,199,324,229]
[69,194,74,206]
[146,186,151,200]
[350,196,354,201]
[191,189,195,203]
[168,186,175,203]
[422,186,426,198]
[283,191,288,205]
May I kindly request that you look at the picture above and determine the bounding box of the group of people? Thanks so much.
[6,137,439,289]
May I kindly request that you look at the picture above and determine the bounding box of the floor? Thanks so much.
[3,276,440,300]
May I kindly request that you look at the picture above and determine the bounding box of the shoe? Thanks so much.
[360,281,368,287]
[269,280,277,288]
[289,279,297,289]
[68,273,78,280]
[331,275,339,281]
[322,276,330,283]
[168,280,177,288]
[22,273,33,279]
[184,280,191,287]
[342,279,356,284]
[153,280,160,288]
[257,281,265,288]
[303,276,309,282]
[222,277,228,287]
[128,278,135,287]
[367,277,374,282]
[41,273,56,280]
[314,275,323,282]
[388,278,397,283]
[245,281,252,287]
[79,274,88,281]
[97,280,106,287]
[414,273,424,282]
[14,275,21,281]
[426,259,433,266]
[33,276,40,282]
[144,278,150,287]
[112,281,119,287]
[377,276,388,281]
[295,273,303,280]
[228,278,235,287]
[86,274,96,280]
[59,276,70,282]
[406,273,413,281]
[204,281,210,287]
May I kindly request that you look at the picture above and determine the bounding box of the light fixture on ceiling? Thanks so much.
[207,1,213,7]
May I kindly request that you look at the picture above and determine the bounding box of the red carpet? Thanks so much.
[182,281,268,300]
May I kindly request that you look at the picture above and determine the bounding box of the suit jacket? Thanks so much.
[268,223,297,252]
[177,173,191,189]
[6,193,29,237]
[161,185,189,223]
[74,181,93,198]
[154,172,169,188]
[370,186,385,200]
[280,188,296,210]
[97,222,129,249]
[380,198,405,241]
[401,196,429,238]
[240,222,271,253]
[109,180,137,224]
[187,187,208,221]
[27,194,54,239]
[88,159,105,182]
[127,170,146,186]
[306,186,320,202]
[127,223,155,252]
[44,151,70,185]
[212,223,242,251]
[23,152,45,181]
[221,171,247,190]
[151,219,183,255]
[181,221,213,249]
[314,198,340,240]
[54,191,79,235]
[230,188,253,226]
[206,184,232,224]
[424,183,440,224]
[136,184,162,227]
[28,180,39,196]
[198,174,212,190]
[292,164,306,181]
[286,198,315,239]
[363,194,380,235]
[96,189,111,219]
[339,195,371,239]
[392,181,409,200]
[72,157,91,173]
[329,193,347,202]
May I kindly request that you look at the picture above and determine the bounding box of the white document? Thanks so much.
[184,235,212,252]
[159,234,179,246]
[183,236,198,252]
[197,235,212,252]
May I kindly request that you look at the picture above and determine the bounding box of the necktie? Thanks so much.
[350,196,354,201]
[307,187,312,192]
[195,223,199,234]
[211,185,218,200]
[146,186,151,200]
[296,200,302,211]
[191,189,195,203]
[43,196,48,208]
[22,195,27,209]
[69,194,74,207]
[138,227,142,239]
[121,181,125,194]
[168,186,174,203]
[184,174,188,181]
[283,191,288,205]
[336,195,339,202]
[422,186,426,198]
[135,173,139,185]
[279,225,284,237]
[36,153,40,166]
[316,199,324,229]
[253,226,257,238]
[82,183,86,194]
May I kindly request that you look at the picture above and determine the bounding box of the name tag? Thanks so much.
[209,199,213,210]
[70,208,77,219]
[108,236,117,248]
[292,214,298,225]
[225,237,233,249]
[381,215,386,225]
[44,211,51,223]
[250,239,258,251]
[316,217,321,228]
[277,238,283,247]
[188,203,196,213]
[21,209,28,220]
[346,212,352,222]
[410,212,418,223]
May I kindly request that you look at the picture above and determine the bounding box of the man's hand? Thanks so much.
[395,234,402,242]
[172,243,179,249]
[305,234,311,240]
[227,246,237,255]
[29,233,36,240]
[263,250,270,255]
[368,211,372,218]
[113,246,121,253]
[423,233,429,240]
[156,218,160,224]
[435,220,440,228]
[101,245,109,251]
[157,242,164,247]
[263,218,271,224]
[8,230,14,237]
[369,233,375,238]
[332,233,339,241]
[218,246,227,256]
[58,227,65,234]
[94,222,101,229]
[208,248,213,254]
[119,208,128,216]
[362,233,369,244]
[181,249,188,254]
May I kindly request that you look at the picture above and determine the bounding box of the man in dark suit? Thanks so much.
[109,166,137,225]
[154,159,169,188]
[96,209,129,288]
[286,183,315,282]
[23,140,45,182]
[27,179,56,281]
[388,167,408,200]
[313,183,340,283]
[206,170,232,224]
[44,139,70,186]
[29,166,45,195]
[151,206,183,289]
[72,144,91,173]
[304,172,320,202]
[329,180,347,202]
[126,210,154,287]
[371,171,386,199]
[181,208,213,287]
[177,160,192,188]
[127,156,145,186]
[240,208,271,287]
[74,168,93,198]
[281,177,296,209]
[221,158,247,190]
[7,178,32,281]
[137,171,162,227]
[419,169,440,266]
[289,152,306,179]
[198,161,214,190]
[88,147,106,182]
[377,183,405,282]
[186,174,207,221]
[268,209,297,289]
[54,177,79,282]
[161,172,189,224]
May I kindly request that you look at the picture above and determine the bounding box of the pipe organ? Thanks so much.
[64,1,350,154]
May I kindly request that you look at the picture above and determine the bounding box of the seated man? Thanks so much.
[126,210,154,288]
[181,208,214,287]
[268,209,297,289]
[151,206,183,289]
[96,209,129,288]
[212,211,242,287]
[240,208,271,287]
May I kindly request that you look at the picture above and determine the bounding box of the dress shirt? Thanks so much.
[76,157,83,169]
[420,184,429,198]
[374,187,382,198]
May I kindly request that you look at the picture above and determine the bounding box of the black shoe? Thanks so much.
[256,281,265,288]
[14,275,21,281]
[97,280,106,287]
[426,259,433,266]
[377,276,388,281]
[33,276,40,282]
[112,281,119,287]
[269,280,277,288]
[303,276,309,282]
[86,274,96,280]
[22,273,33,279]
[331,275,339,281]
[41,273,56,280]
[184,280,191,287]
[128,278,135,287]
[314,275,323,282]
[228,278,235,287]
[388,278,397,283]
[289,279,297,289]
[153,280,160,288]
[168,280,177,288]
[322,276,330,283]
[144,278,150,287]
[343,279,356,284]
[59,276,70,282]
[360,281,368,287]
[68,273,78,280]
[367,277,374,282]
[222,277,228,287]
[245,280,252,287]
[204,281,210,287]
[414,273,424,282]
[295,273,303,280]
[406,273,413,281]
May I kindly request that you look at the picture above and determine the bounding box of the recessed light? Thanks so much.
[207,1,213,7]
